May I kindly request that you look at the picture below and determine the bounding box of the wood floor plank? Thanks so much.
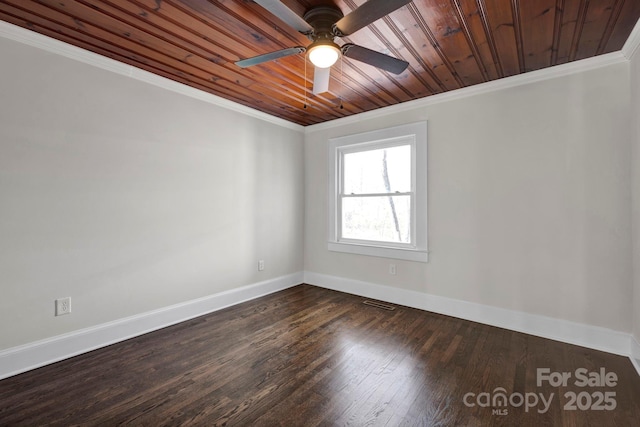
[1,284,639,426]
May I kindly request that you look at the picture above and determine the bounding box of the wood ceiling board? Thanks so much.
[410,1,486,88]
[484,0,522,77]
[574,0,619,61]
[520,0,556,72]
[402,3,465,91]
[455,0,501,80]
[605,0,640,54]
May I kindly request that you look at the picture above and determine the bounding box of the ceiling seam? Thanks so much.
[551,0,565,64]
[407,2,464,88]
[596,0,626,55]
[569,0,589,61]
[510,0,525,72]
[450,0,489,82]
[475,0,504,78]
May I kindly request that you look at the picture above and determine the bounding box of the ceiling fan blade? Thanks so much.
[334,0,412,36]
[313,66,331,94]
[253,0,314,34]
[236,47,305,68]
[342,44,409,75]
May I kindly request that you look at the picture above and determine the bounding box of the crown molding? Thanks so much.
[622,18,640,60]
[306,51,627,133]
[1,17,638,133]
[0,20,304,133]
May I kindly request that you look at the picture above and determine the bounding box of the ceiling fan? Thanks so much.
[236,0,411,95]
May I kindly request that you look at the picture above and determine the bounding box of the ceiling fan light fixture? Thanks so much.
[308,40,341,68]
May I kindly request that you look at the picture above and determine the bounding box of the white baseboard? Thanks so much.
[0,272,303,380]
[304,271,633,359]
[3,271,637,381]
[631,336,640,376]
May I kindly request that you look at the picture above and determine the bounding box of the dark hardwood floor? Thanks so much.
[1,284,639,426]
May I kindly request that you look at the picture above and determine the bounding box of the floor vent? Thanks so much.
[363,300,396,311]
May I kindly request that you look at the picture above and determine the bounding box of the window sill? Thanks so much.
[328,242,428,263]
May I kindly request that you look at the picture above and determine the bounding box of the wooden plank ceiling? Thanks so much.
[1,0,639,126]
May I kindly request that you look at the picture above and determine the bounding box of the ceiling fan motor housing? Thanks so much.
[303,6,344,41]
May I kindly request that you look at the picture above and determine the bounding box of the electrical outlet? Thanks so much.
[55,297,71,316]
[258,260,265,271]
[389,264,396,275]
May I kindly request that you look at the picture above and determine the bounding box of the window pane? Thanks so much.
[341,195,411,244]
[343,145,411,194]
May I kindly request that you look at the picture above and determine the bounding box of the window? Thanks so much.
[328,122,428,262]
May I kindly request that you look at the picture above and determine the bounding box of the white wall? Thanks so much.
[305,62,632,332]
[0,37,305,350]
[632,45,640,356]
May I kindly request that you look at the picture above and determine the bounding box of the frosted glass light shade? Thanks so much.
[308,43,340,68]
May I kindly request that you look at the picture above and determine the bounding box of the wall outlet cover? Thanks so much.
[55,297,71,316]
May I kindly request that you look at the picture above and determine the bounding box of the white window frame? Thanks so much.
[328,121,428,263]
